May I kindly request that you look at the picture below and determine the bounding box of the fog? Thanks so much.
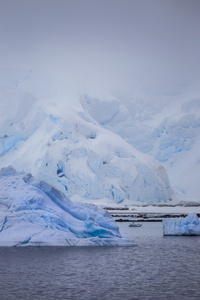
[1,0,200,97]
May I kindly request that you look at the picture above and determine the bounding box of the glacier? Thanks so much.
[0,68,172,205]
[0,166,133,246]
[81,80,200,202]
[163,214,200,236]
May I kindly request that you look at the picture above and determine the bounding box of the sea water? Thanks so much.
[0,222,200,300]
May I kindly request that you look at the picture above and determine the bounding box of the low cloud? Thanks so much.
[1,0,200,99]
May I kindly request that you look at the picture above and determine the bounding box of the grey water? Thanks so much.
[0,222,200,300]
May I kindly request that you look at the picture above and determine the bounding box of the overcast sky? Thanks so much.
[1,0,200,96]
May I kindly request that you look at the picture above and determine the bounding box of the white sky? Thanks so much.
[1,0,200,96]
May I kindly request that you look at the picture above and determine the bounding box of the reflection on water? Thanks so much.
[0,222,200,300]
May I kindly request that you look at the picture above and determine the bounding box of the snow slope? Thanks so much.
[0,68,173,205]
[0,166,132,246]
[82,79,200,202]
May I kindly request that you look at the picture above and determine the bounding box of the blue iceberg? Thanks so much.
[163,213,200,236]
[0,166,132,246]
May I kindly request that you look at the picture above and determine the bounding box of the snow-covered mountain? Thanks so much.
[82,80,200,202]
[1,68,199,205]
[0,68,174,206]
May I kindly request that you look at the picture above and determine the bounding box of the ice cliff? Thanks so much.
[81,80,200,202]
[0,68,172,205]
[163,213,200,236]
[0,166,132,246]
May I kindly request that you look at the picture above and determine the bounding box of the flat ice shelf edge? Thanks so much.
[163,213,200,236]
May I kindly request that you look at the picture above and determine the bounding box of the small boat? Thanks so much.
[129,222,142,228]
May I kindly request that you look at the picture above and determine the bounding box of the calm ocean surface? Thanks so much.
[0,222,200,300]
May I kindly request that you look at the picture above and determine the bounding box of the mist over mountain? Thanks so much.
[0,67,199,205]
[1,1,200,205]
[82,78,200,201]
[0,68,175,205]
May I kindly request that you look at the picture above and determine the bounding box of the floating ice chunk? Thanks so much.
[163,213,200,236]
[0,166,133,246]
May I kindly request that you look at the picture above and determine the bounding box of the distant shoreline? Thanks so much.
[104,205,200,222]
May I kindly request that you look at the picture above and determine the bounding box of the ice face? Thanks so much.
[163,213,200,236]
[0,166,133,246]
[0,69,173,205]
[82,90,200,201]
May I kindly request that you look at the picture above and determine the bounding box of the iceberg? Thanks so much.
[0,166,132,246]
[163,213,200,236]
